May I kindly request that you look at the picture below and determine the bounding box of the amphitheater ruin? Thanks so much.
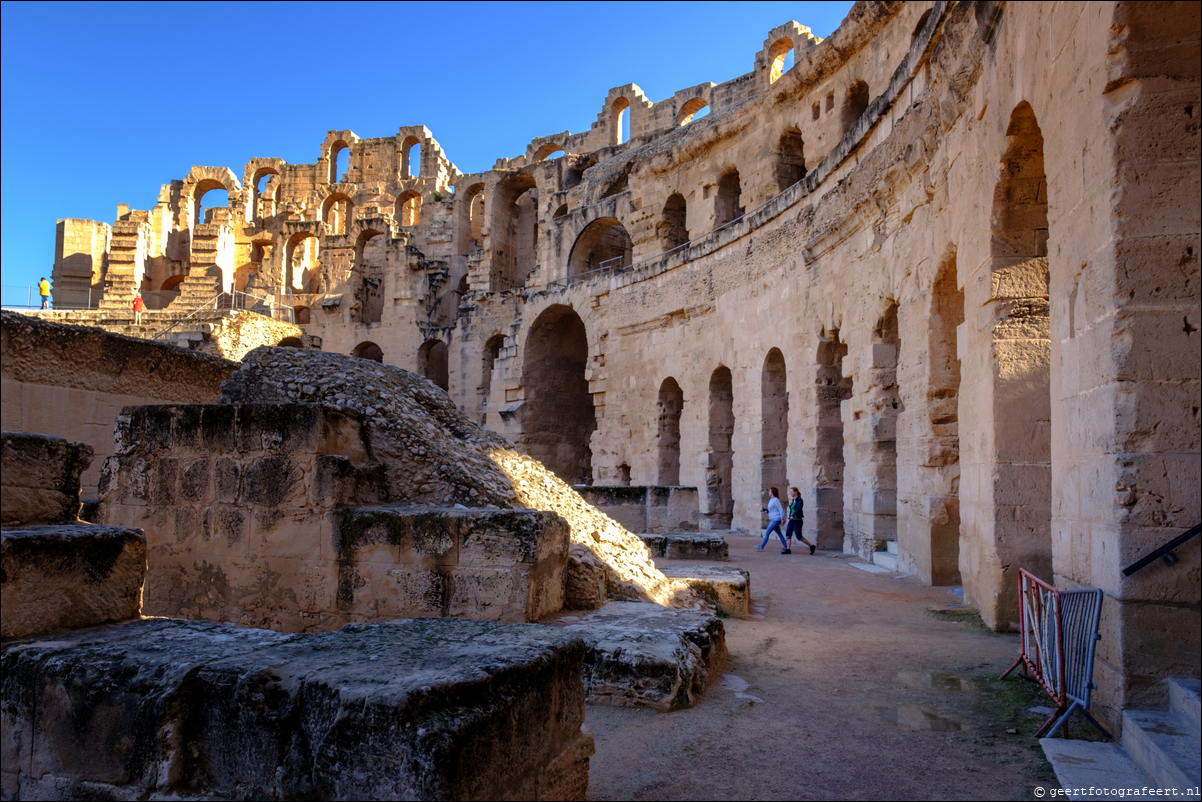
[3,0,1199,798]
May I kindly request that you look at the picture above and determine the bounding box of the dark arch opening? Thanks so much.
[657,377,684,485]
[419,339,449,391]
[761,348,789,518]
[568,217,632,278]
[768,37,796,84]
[352,341,383,363]
[715,170,743,228]
[841,80,871,137]
[678,97,710,126]
[704,366,735,529]
[520,305,595,484]
[278,337,302,348]
[776,128,807,191]
[814,330,853,550]
[402,136,421,178]
[659,193,689,250]
[356,230,385,324]
[329,141,350,184]
[480,333,505,421]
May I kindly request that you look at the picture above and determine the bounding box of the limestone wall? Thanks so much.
[0,311,235,497]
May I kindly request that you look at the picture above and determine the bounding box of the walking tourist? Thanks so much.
[757,486,790,553]
[785,486,817,554]
[38,277,51,309]
[133,293,145,325]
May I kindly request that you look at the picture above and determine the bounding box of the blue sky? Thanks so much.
[0,1,853,293]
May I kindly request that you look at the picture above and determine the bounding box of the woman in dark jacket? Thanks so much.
[786,486,817,554]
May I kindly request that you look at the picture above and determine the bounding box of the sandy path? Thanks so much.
[585,532,1058,800]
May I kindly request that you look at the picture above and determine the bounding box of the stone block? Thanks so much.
[1,523,145,639]
[639,531,729,560]
[1,617,593,801]
[1,432,93,526]
[657,564,751,619]
[547,601,727,711]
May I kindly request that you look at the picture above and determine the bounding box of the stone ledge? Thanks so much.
[1,523,145,639]
[658,564,751,619]
[1,432,92,526]
[640,532,729,561]
[546,601,727,712]
[1,617,593,801]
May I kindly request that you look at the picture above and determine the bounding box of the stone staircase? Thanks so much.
[872,540,899,572]
[1042,678,1201,799]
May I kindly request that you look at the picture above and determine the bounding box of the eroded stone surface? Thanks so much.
[0,524,145,639]
[658,564,751,619]
[546,601,727,712]
[1,617,593,801]
[214,348,700,609]
[0,432,92,526]
[641,532,729,561]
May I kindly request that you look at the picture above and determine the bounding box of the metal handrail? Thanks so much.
[152,293,223,340]
[1122,523,1201,576]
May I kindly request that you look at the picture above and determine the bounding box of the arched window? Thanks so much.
[612,96,630,145]
[396,190,422,227]
[776,128,806,191]
[841,80,870,137]
[706,366,735,528]
[678,98,710,126]
[490,174,538,290]
[552,204,569,221]
[322,193,354,236]
[351,341,383,362]
[418,339,449,391]
[402,135,422,178]
[252,168,280,222]
[656,377,684,485]
[715,170,743,227]
[481,333,504,415]
[768,38,795,84]
[193,180,230,227]
[761,348,789,508]
[285,232,319,292]
[567,217,633,278]
[534,143,565,161]
[356,229,386,324]
[659,193,689,250]
[329,141,350,184]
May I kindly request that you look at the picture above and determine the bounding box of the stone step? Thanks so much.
[1123,708,1202,793]
[544,601,727,712]
[640,532,728,560]
[1040,739,1155,800]
[657,564,750,619]
[872,550,898,572]
[886,540,898,554]
[1169,678,1201,736]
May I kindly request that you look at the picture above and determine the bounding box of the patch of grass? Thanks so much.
[716,609,728,619]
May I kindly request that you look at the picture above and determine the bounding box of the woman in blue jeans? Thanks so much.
[786,486,817,554]
[757,487,790,553]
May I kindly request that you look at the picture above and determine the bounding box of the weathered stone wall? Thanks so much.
[99,402,569,629]
[1,311,235,497]
[1,432,92,526]
[575,486,700,533]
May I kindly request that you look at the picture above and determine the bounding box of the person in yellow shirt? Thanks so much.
[38,277,51,309]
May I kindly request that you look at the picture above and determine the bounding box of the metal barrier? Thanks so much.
[153,290,295,341]
[1000,568,1108,738]
[1,285,97,310]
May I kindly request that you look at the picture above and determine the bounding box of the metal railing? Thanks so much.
[546,180,802,289]
[1122,523,1200,576]
[1000,569,1108,739]
[152,289,295,341]
[1,285,98,311]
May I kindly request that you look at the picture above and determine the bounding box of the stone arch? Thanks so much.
[520,304,595,484]
[704,366,735,529]
[567,217,632,278]
[402,135,422,178]
[161,274,186,293]
[278,336,303,348]
[461,182,486,245]
[480,333,505,419]
[775,127,806,191]
[250,166,281,222]
[294,306,311,325]
[351,341,383,363]
[419,339,449,391]
[715,169,743,227]
[761,348,789,508]
[285,231,319,293]
[814,329,853,550]
[552,204,569,221]
[322,192,354,236]
[841,80,871,137]
[659,193,689,250]
[354,228,387,324]
[396,190,422,227]
[678,97,710,126]
[533,143,565,161]
[976,101,1053,620]
[328,140,350,184]
[656,377,684,486]
[490,174,538,291]
[767,37,796,84]
[185,166,241,228]
[612,96,631,145]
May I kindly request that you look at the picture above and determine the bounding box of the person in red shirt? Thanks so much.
[133,294,145,325]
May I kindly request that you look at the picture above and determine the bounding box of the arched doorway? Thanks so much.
[351,341,383,363]
[520,305,595,484]
[761,348,789,508]
[704,366,735,529]
[567,217,632,279]
[814,330,852,550]
[656,377,684,485]
[419,339,449,391]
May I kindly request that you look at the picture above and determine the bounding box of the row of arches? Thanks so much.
[327,137,422,185]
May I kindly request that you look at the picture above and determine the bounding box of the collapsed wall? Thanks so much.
[214,347,699,609]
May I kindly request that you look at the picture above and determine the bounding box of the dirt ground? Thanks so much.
[585,533,1060,801]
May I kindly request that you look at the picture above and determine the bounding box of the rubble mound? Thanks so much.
[220,347,698,608]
